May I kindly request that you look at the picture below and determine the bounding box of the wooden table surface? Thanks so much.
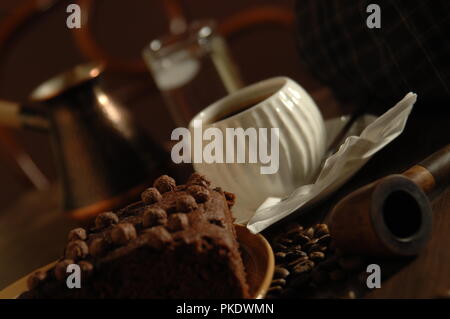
[1,103,449,298]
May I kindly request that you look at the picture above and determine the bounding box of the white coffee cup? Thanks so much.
[188,77,326,222]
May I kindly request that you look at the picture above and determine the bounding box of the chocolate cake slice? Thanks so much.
[20,173,250,299]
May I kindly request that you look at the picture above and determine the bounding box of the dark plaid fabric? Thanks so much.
[295,0,450,107]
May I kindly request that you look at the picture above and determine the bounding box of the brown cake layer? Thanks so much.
[20,173,250,299]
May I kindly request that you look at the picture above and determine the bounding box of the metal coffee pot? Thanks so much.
[0,63,167,221]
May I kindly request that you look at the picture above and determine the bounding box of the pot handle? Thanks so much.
[0,99,49,130]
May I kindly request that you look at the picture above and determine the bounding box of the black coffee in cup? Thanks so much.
[213,94,272,123]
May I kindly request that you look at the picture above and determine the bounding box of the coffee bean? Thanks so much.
[287,231,303,241]
[293,233,311,245]
[273,243,287,252]
[317,234,331,246]
[275,252,287,262]
[308,244,324,253]
[314,224,329,237]
[278,237,294,246]
[338,255,364,272]
[271,278,286,287]
[303,238,319,252]
[270,221,364,299]
[274,267,290,279]
[305,227,315,238]
[329,269,346,281]
[286,223,303,233]
[305,243,327,254]
[287,256,310,269]
[268,285,283,295]
[287,229,304,240]
[309,251,326,262]
[292,260,315,275]
[285,249,307,262]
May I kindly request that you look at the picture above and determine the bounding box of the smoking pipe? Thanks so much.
[329,144,450,256]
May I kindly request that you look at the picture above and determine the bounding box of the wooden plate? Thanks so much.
[0,224,274,299]
[234,224,275,298]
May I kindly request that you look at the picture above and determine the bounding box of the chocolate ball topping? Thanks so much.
[176,194,198,212]
[187,173,211,188]
[175,185,187,192]
[141,187,162,205]
[143,226,172,249]
[68,228,87,241]
[167,213,189,232]
[78,261,94,277]
[95,211,119,229]
[54,259,74,281]
[187,185,210,203]
[27,271,47,290]
[224,191,236,208]
[143,207,167,228]
[153,175,176,193]
[110,223,137,245]
[65,240,89,260]
[89,238,106,257]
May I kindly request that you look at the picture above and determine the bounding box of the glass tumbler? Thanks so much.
[143,20,243,127]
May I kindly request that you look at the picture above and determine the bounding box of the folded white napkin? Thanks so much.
[247,92,417,233]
